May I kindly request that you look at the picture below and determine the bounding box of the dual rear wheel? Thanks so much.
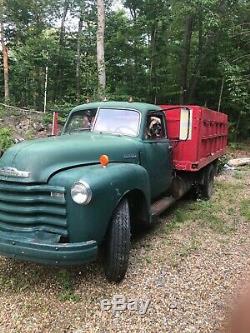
[198,164,216,200]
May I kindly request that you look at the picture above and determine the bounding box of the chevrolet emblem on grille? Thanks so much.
[0,167,30,178]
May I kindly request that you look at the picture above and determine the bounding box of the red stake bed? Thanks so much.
[160,105,228,172]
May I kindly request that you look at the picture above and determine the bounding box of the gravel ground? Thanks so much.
[0,164,249,333]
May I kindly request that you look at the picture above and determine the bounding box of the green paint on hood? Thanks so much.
[0,132,140,183]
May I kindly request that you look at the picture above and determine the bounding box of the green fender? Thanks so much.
[49,163,151,243]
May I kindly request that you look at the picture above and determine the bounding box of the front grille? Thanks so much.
[0,181,67,236]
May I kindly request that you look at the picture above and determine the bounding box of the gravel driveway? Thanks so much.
[0,165,249,333]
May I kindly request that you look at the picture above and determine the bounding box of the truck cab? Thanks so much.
[0,101,225,282]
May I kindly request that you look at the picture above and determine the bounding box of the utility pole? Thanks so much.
[43,66,48,113]
[217,77,224,112]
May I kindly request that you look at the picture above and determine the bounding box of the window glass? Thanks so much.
[145,114,165,139]
[93,108,140,137]
[64,109,97,133]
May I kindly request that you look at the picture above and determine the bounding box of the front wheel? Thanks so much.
[104,198,131,282]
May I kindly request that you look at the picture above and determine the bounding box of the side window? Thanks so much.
[145,114,166,140]
[65,109,97,133]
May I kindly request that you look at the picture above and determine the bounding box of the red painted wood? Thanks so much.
[52,112,59,136]
[160,105,228,171]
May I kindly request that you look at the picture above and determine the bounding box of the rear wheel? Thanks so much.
[104,198,131,282]
[199,164,216,200]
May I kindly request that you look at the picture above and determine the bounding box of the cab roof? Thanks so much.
[71,101,161,114]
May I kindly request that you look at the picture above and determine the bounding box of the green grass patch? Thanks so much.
[0,274,30,292]
[163,209,188,234]
[162,179,242,237]
[215,181,242,192]
[163,199,232,235]
[240,199,250,221]
[178,238,200,258]
[56,269,80,302]
[24,129,36,140]
[234,171,243,179]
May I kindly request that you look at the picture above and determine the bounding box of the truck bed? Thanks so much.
[160,105,228,171]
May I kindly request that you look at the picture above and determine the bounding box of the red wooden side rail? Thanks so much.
[160,105,228,171]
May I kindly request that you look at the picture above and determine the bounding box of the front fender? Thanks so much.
[49,163,150,243]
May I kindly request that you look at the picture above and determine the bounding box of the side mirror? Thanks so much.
[179,107,192,140]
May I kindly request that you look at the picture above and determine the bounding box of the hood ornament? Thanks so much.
[0,167,30,178]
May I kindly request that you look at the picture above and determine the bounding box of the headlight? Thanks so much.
[71,181,92,205]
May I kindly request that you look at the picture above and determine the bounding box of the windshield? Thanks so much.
[93,108,140,137]
[65,107,140,137]
[64,109,97,133]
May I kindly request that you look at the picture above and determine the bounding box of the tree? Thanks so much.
[180,14,194,104]
[0,1,9,103]
[96,0,106,97]
[0,0,248,139]
[76,2,84,102]
[55,0,70,101]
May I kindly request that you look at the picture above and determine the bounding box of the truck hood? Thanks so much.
[0,132,140,183]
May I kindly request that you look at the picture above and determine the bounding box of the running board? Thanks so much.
[151,196,176,217]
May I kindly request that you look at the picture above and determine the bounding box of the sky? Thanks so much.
[63,0,125,32]
[112,0,124,10]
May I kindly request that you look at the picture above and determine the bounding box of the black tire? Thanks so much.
[200,164,216,200]
[104,198,131,282]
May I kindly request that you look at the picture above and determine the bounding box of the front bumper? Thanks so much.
[0,233,98,265]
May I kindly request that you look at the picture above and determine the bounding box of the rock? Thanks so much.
[16,119,30,131]
[169,303,178,309]
[228,158,250,167]
[37,123,45,132]
[14,134,25,143]
[223,164,235,171]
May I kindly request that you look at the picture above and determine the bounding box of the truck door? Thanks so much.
[141,112,173,200]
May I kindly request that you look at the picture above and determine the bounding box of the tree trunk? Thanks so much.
[0,20,9,103]
[96,0,106,98]
[149,26,157,103]
[76,6,84,102]
[179,15,193,104]
[55,0,69,101]
[189,0,226,102]
[189,12,204,103]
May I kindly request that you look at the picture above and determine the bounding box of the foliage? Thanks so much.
[0,0,249,139]
[0,127,13,152]
[217,155,229,174]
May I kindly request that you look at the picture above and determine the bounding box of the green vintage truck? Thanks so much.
[0,101,227,282]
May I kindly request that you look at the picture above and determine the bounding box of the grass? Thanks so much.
[169,237,201,268]
[233,171,243,179]
[0,274,30,292]
[162,173,248,269]
[56,269,81,302]
[240,199,250,221]
[228,141,250,152]
[178,238,201,258]
[162,179,243,237]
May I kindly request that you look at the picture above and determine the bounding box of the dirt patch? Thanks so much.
[0,167,249,332]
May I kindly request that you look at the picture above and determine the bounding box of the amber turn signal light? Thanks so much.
[99,154,109,167]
